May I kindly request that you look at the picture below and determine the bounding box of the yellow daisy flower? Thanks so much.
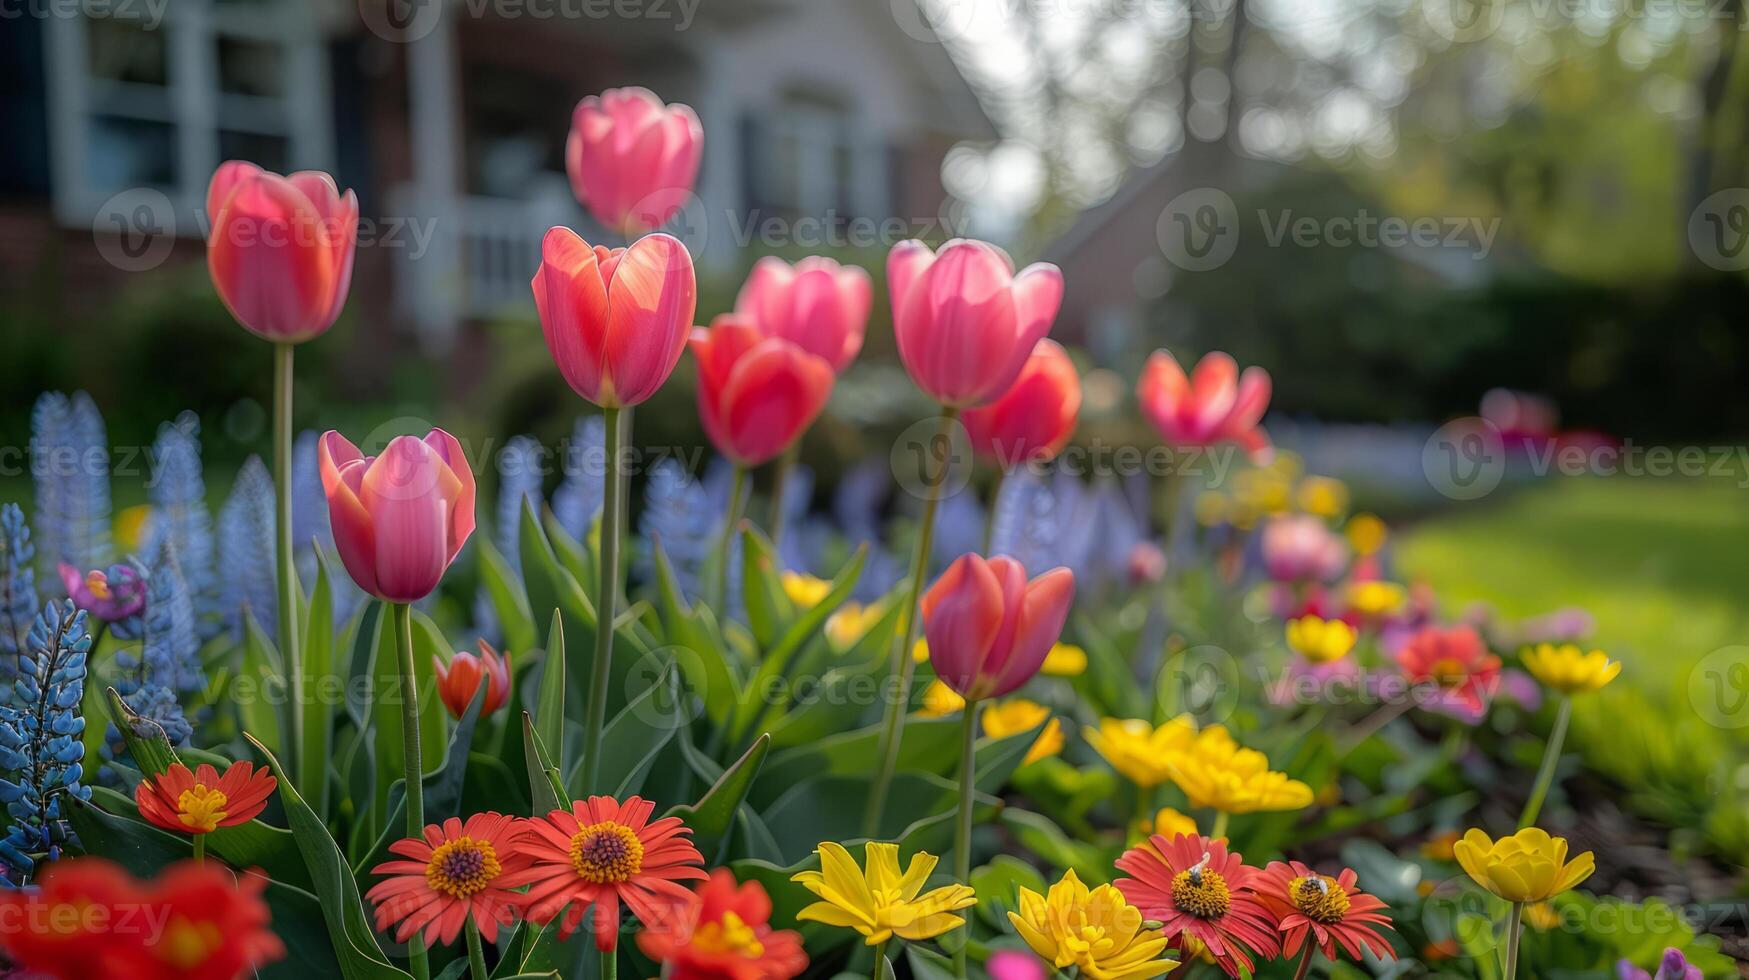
[792,841,976,945]
[782,571,832,609]
[1345,513,1387,556]
[1284,615,1357,664]
[1042,643,1087,677]
[1166,724,1314,815]
[1296,476,1349,519]
[1452,828,1595,903]
[1083,716,1198,788]
[920,679,966,718]
[1521,643,1621,695]
[825,601,885,650]
[1008,869,1179,980]
[981,699,1063,766]
[1345,580,1405,618]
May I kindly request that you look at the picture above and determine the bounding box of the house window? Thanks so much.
[749,90,861,219]
[44,0,330,232]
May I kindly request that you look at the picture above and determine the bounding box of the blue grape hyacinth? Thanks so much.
[144,412,219,638]
[552,415,606,544]
[30,392,111,577]
[496,434,546,575]
[0,505,38,673]
[0,601,93,878]
[218,455,277,640]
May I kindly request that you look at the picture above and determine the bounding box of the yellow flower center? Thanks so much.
[85,571,112,600]
[424,837,503,899]
[153,915,223,967]
[1290,875,1350,924]
[1430,658,1469,685]
[692,911,765,958]
[1170,859,1230,919]
[569,821,643,883]
[176,784,229,833]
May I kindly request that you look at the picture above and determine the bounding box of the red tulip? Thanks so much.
[961,339,1080,467]
[434,640,511,719]
[205,161,357,343]
[888,239,1063,408]
[689,315,835,467]
[921,554,1074,700]
[532,226,696,409]
[318,429,476,603]
[567,87,703,235]
[1137,350,1272,461]
[734,255,872,373]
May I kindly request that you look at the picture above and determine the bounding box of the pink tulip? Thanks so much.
[986,951,1048,980]
[689,315,835,467]
[566,87,703,235]
[434,640,511,720]
[922,554,1074,700]
[317,429,476,603]
[206,161,357,343]
[733,255,872,373]
[1261,515,1348,583]
[961,339,1081,467]
[1136,350,1272,461]
[532,226,697,409]
[888,239,1063,408]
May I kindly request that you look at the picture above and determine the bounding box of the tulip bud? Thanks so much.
[1137,350,1272,462]
[318,429,476,603]
[921,554,1074,700]
[689,316,835,467]
[566,87,703,235]
[433,640,511,719]
[961,339,1080,468]
[733,255,872,373]
[206,161,357,343]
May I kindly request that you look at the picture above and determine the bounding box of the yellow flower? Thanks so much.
[792,841,976,945]
[1142,807,1198,840]
[114,504,153,555]
[1284,615,1357,664]
[1521,643,1620,695]
[981,699,1063,766]
[782,571,832,609]
[1524,901,1562,931]
[1345,581,1405,618]
[912,639,930,664]
[1421,830,1461,861]
[1452,828,1595,903]
[1042,643,1087,677]
[826,602,885,649]
[1008,869,1179,980]
[1296,476,1349,518]
[1166,725,1314,814]
[1345,513,1387,556]
[1083,716,1198,788]
[1194,491,1228,527]
[921,680,966,718]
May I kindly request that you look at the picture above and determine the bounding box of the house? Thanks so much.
[0,0,992,350]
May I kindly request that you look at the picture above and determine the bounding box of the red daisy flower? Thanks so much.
[1395,625,1502,721]
[1257,861,1398,964]
[1114,832,1280,978]
[135,761,277,835]
[498,795,707,951]
[365,812,532,948]
[0,857,284,980]
[635,868,809,980]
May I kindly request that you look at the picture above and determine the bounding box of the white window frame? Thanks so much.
[42,0,332,234]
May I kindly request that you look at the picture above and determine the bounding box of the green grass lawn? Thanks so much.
[1398,473,1749,701]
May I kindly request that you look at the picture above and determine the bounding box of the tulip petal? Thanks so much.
[533,227,614,404]
[601,232,696,407]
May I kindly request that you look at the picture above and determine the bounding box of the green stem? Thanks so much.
[953,698,980,979]
[768,444,799,548]
[714,466,748,614]
[870,938,889,979]
[601,947,618,980]
[192,832,206,865]
[980,469,1006,553]
[1503,901,1524,980]
[393,602,428,980]
[862,408,958,837]
[273,341,302,774]
[465,917,488,980]
[581,407,624,794]
[1210,810,1230,841]
[1290,943,1316,980]
[1519,696,1572,829]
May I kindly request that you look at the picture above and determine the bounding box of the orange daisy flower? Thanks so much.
[135,761,276,835]
[1257,861,1398,964]
[636,868,809,980]
[498,795,707,951]
[365,812,531,947]
[1114,832,1280,978]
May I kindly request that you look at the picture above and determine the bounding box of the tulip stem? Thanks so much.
[581,407,625,795]
[601,948,618,980]
[1519,696,1571,829]
[273,341,302,776]
[862,407,958,838]
[870,938,889,978]
[981,469,1007,553]
[714,465,748,614]
[953,698,980,980]
[392,601,428,980]
[1210,810,1229,841]
[768,443,799,548]
[465,918,487,980]
[1503,901,1524,980]
[192,832,205,865]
